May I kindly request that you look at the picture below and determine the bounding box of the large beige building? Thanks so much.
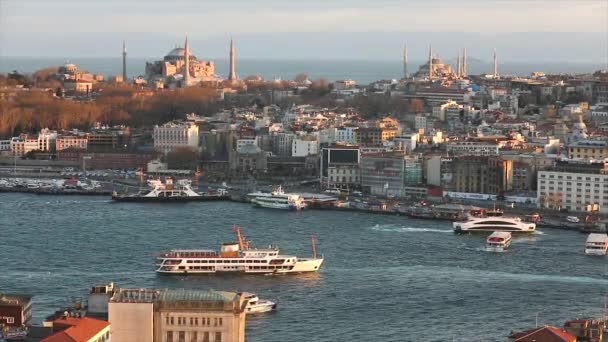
[537,159,608,213]
[153,121,200,154]
[108,288,247,342]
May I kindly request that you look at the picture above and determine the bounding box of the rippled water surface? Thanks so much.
[1,194,607,341]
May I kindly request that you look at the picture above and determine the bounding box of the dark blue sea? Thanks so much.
[1,194,607,341]
[0,57,603,85]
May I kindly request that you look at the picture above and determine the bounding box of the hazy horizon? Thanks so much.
[1,0,607,63]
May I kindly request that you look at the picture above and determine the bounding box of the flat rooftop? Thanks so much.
[0,294,32,306]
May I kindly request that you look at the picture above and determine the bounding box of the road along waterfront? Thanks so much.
[1,193,607,341]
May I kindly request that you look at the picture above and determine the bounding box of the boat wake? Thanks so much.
[370,224,452,234]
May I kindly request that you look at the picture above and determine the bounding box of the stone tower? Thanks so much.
[462,47,467,77]
[183,36,190,87]
[403,44,408,79]
[122,40,127,82]
[493,48,498,79]
[428,45,434,79]
[228,38,237,81]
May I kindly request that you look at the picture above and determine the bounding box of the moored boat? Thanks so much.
[248,186,306,210]
[585,233,608,256]
[156,227,323,274]
[112,178,229,202]
[485,231,512,252]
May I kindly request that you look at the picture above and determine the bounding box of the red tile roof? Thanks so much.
[509,326,576,342]
[42,317,109,342]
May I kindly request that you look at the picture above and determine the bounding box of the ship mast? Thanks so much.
[311,235,318,259]
[234,225,249,250]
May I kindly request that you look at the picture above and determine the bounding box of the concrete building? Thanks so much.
[567,140,608,160]
[360,152,422,197]
[537,159,608,213]
[108,288,246,342]
[0,139,12,155]
[10,135,38,156]
[271,132,295,157]
[356,126,398,146]
[38,128,57,152]
[335,127,358,144]
[451,156,513,195]
[56,135,88,151]
[153,121,199,154]
[333,79,356,90]
[292,135,319,157]
[446,141,500,156]
[230,144,267,175]
[414,115,427,132]
[432,100,462,122]
[393,133,417,152]
[320,146,360,190]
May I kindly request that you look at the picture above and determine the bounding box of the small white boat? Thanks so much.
[585,233,608,256]
[243,293,277,314]
[485,231,512,252]
[567,216,580,223]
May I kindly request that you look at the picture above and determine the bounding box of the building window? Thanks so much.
[219,318,223,326]
[191,332,198,342]
[178,331,185,342]
[167,331,174,342]
[215,332,222,342]
[170,317,174,325]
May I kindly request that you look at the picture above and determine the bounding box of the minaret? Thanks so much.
[403,44,408,79]
[456,52,461,78]
[462,48,468,77]
[122,40,127,82]
[428,45,434,79]
[493,48,498,79]
[228,37,237,81]
[183,36,190,87]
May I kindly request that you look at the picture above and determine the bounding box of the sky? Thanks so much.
[0,0,607,63]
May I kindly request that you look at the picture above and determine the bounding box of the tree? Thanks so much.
[164,147,199,170]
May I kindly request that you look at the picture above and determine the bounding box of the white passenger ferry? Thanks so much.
[113,179,228,202]
[156,227,323,274]
[486,231,512,252]
[248,186,306,210]
[585,233,608,256]
[453,209,535,234]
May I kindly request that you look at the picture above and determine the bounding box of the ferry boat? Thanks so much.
[485,231,512,252]
[156,227,323,274]
[585,233,608,256]
[242,293,277,314]
[453,208,535,234]
[112,178,229,202]
[248,186,306,210]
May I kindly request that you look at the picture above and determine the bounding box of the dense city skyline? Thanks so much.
[0,0,606,63]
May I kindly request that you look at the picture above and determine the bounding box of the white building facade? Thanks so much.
[537,162,608,214]
[292,136,319,157]
[153,122,199,154]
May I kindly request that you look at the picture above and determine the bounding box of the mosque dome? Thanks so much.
[166,47,186,57]
[164,47,196,61]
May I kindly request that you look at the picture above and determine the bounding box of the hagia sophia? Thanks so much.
[138,36,238,89]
